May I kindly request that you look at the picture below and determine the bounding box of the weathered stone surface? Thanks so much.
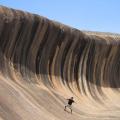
[0,6,120,120]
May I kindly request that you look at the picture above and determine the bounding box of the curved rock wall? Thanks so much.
[0,6,120,120]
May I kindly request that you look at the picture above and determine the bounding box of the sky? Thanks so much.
[0,0,120,33]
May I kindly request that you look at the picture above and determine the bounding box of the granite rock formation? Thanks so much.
[0,6,120,120]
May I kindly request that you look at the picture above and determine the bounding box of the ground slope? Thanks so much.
[0,6,120,120]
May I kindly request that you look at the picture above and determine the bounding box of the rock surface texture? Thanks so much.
[0,6,120,120]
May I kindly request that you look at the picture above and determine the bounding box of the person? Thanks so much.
[64,97,75,114]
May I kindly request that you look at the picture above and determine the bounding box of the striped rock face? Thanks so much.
[0,6,120,120]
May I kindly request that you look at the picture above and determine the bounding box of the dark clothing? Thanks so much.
[68,99,74,105]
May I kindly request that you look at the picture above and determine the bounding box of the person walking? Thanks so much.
[64,97,75,114]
